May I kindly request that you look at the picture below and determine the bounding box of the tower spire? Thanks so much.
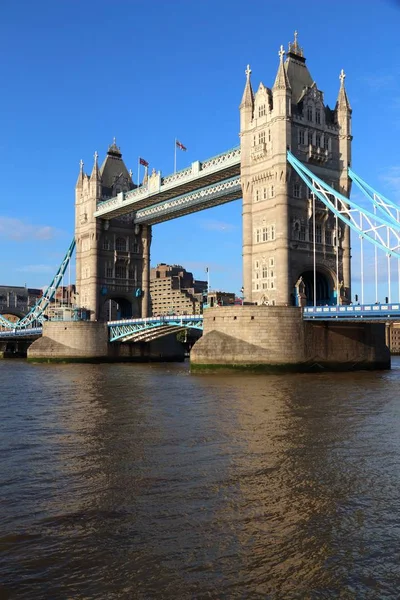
[240,64,254,109]
[273,46,291,90]
[337,68,351,110]
[90,150,100,180]
[76,158,84,188]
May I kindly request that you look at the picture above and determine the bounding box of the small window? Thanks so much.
[255,189,259,202]
[270,185,274,197]
[262,266,268,278]
[258,104,265,117]
[294,183,300,198]
[325,230,332,245]
[324,136,329,150]
[269,257,274,267]
[116,237,126,252]
[316,109,321,124]
[259,131,265,144]
[102,238,110,251]
[268,129,271,142]
[106,266,113,278]
[262,227,268,242]
[263,187,267,200]
[316,224,322,244]
[307,106,313,121]
[298,129,305,145]
[270,225,275,240]
[115,265,126,279]
[315,133,321,147]
[299,225,306,241]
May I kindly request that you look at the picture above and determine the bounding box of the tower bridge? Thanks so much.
[3,33,399,370]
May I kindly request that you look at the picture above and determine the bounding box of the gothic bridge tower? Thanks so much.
[75,140,151,321]
[240,33,352,306]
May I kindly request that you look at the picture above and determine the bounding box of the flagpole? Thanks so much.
[174,138,177,174]
[137,157,140,188]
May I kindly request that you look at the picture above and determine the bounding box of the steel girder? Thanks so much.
[14,238,76,330]
[287,151,400,258]
[108,315,204,342]
[134,176,242,225]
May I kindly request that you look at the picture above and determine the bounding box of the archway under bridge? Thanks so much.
[295,270,335,306]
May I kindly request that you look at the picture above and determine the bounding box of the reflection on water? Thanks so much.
[1,359,400,598]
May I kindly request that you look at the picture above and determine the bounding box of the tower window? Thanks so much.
[263,187,267,200]
[270,225,275,240]
[106,266,113,278]
[115,265,126,279]
[116,237,126,252]
[262,227,268,242]
[298,129,305,145]
[258,131,265,144]
[102,238,110,251]
[262,266,268,278]
[270,185,274,197]
[268,129,271,142]
[316,109,321,124]
[324,136,329,150]
[299,224,306,241]
[307,106,313,121]
[316,224,322,244]
[325,229,332,245]
[293,183,301,198]
[255,189,259,202]
[258,104,265,117]
[315,133,321,147]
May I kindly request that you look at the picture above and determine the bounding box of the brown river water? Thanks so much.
[1,358,400,599]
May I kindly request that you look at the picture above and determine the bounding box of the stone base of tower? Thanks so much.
[27,321,184,363]
[190,306,390,373]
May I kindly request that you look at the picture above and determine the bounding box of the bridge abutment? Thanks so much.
[190,306,390,372]
[27,321,184,362]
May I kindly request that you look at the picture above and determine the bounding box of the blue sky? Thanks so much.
[1,0,399,301]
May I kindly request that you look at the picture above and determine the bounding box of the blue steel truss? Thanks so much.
[0,327,43,338]
[8,238,76,330]
[134,176,242,225]
[108,315,204,342]
[349,168,400,226]
[303,303,400,320]
[287,151,400,258]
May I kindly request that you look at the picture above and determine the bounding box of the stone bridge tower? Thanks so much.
[75,141,151,321]
[240,33,352,307]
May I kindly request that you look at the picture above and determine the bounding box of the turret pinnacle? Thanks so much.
[240,64,254,109]
[90,150,100,180]
[337,69,351,111]
[273,46,291,90]
[76,158,84,188]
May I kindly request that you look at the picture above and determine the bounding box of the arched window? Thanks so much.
[116,237,126,252]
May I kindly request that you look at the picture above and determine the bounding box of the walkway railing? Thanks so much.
[303,304,400,320]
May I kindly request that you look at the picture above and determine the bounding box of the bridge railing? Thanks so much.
[303,304,400,319]
[96,146,240,215]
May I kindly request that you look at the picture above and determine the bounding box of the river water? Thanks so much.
[1,359,400,599]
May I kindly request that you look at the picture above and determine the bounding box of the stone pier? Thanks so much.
[190,306,390,372]
[27,321,184,363]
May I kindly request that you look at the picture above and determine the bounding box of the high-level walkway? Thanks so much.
[94,147,241,223]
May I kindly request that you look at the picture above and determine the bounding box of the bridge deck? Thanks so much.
[303,303,400,321]
[94,147,240,220]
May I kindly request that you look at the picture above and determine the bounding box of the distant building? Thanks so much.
[0,286,42,320]
[206,291,236,308]
[150,264,207,315]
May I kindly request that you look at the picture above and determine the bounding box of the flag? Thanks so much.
[139,157,149,167]
[176,140,187,151]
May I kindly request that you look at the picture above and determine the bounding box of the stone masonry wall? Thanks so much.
[191,306,390,371]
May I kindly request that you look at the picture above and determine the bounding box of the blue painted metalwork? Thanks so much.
[10,238,76,330]
[108,314,204,342]
[349,168,400,225]
[287,151,400,257]
[134,176,241,224]
[0,327,42,338]
[303,303,400,320]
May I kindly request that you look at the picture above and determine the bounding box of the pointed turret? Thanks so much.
[90,151,101,198]
[76,159,84,189]
[273,46,291,91]
[336,69,351,111]
[240,65,254,132]
[284,32,313,103]
[90,151,100,180]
